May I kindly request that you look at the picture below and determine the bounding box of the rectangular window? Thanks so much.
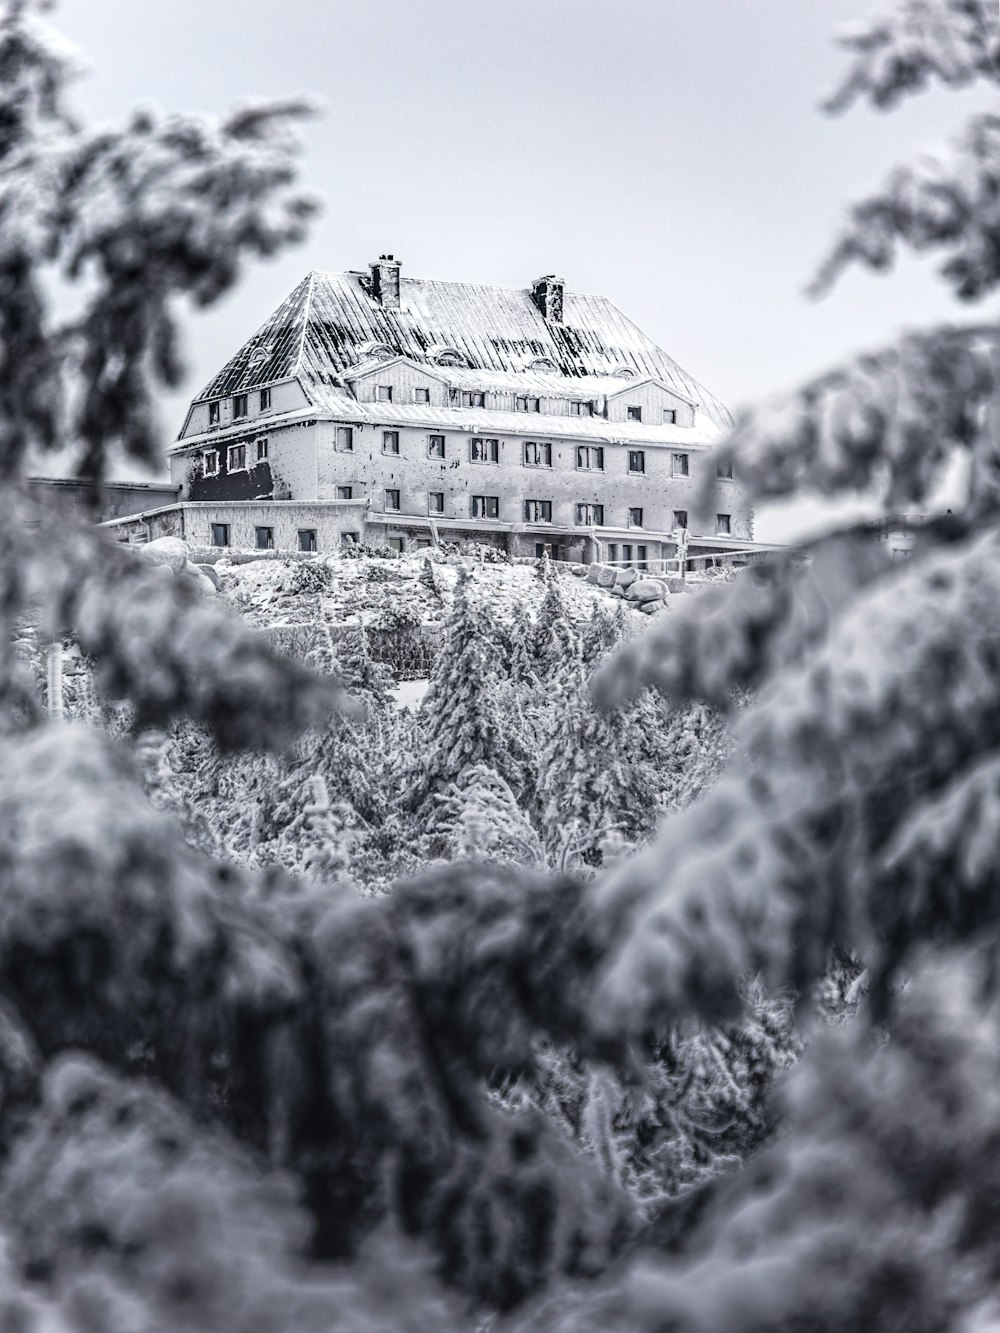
[388,537,404,553]
[210,522,230,547]
[470,437,499,464]
[208,401,221,426]
[607,543,618,563]
[337,485,353,500]
[523,441,552,467]
[298,529,318,552]
[663,408,678,424]
[471,495,499,520]
[429,491,445,515]
[717,513,732,535]
[629,507,643,528]
[717,458,734,479]
[342,532,359,545]
[673,509,688,529]
[383,430,400,455]
[428,434,446,458]
[575,503,604,526]
[628,449,645,474]
[413,387,430,404]
[462,390,485,408]
[385,489,401,512]
[232,393,248,419]
[569,400,593,417]
[576,445,604,471]
[255,526,274,550]
[255,437,268,462]
[524,499,552,523]
[671,452,689,478]
[627,405,642,422]
[515,396,541,413]
[637,544,648,569]
[622,543,633,563]
[259,387,271,411]
[336,426,354,452]
[377,385,393,403]
[227,443,246,471]
[203,450,219,477]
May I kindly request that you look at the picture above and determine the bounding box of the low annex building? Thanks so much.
[106,257,755,564]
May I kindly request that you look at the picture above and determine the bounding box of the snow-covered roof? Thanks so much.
[194,268,733,432]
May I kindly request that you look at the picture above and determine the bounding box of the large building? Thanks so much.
[107,257,754,564]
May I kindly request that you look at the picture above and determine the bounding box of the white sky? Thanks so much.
[57,0,995,541]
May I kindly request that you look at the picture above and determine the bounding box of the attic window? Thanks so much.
[569,401,593,417]
[377,385,393,403]
[527,357,558,372]
[516,396,541,413]
[433,346,467,367]
[232,393,248,419]
[612,368,637,379]
[627,406,642,422]
[358,341,395,361]
[414,388,430,404]
[259,387,271,411]
[461,391,485,408]
[208,401,221,426]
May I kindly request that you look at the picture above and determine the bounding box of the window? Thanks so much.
[255,526,274,550]
[414,387,430,404]
[471,437,499,464]
[627,405,642,422]
[203,450,219,477]
[471,495,499,520]
[298,529,318,552]
[524,499,552,523]
[337,485,353,500]
[673,509,688,529]
[428,434,446,459]
[429,491,445,515]
[227,443,246,471]
[523,441,552,467]
[569,401,593,417]
[259,388,271,411]
[628,449,645,474]
[717,458,734,479]
[621,544,633,563]
[385,489,401,512]
[388,537,404,554]
[576,445,604,471]
[336,426,354,452]
[575,503,604,526]
[462,390,485,408]
[629,507,644,528]
[208,401,221,426]
[607,543,618,563]
[210,523,230,547]
[383,430,400,455]
[255,437,269,462]
[717,513,732,535]
[377,385,393,403]
[637,544,648,570]
[341,532,359,546]
[663,408,677,424]
[671,452,689,478]
[515,396,541,413]
[232,393,248,419]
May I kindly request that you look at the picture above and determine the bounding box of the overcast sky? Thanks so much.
[57,0,993,540]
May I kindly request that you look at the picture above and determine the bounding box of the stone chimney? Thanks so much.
[369,254,402,310]
[531,274,565,323]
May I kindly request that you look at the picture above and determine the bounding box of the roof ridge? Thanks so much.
[292,270,317,375]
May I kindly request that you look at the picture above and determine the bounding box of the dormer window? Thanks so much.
[627,405,642,422]
[432,345,467,367]
[377,385,393,403]
[663,408,678,424]
[516,396,541,413]
[527,356,558,373]
[414,388,430,404]
[569,401,593,417]
[462,391,485,408]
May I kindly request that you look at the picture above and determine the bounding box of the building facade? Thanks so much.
[106,258,755,564]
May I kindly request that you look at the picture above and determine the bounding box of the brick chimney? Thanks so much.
[531,274,564,323]
[369,254,402,310]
